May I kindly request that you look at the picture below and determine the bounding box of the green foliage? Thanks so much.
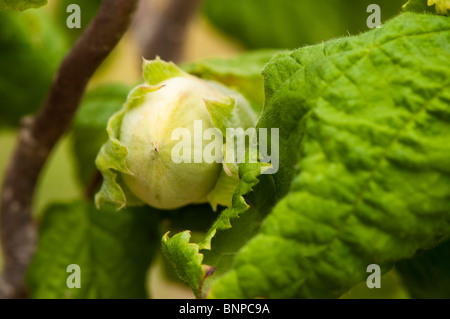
[403,0,434,13]
[9,0,448,299]
[72,83,132,188]
[209,12,450,299]
[182,50,279,112]
[95,58,257,211]
[160,204,219,234]
[0,0,47,11]
[0,10,67,126]
[202,0,405,49]
[161,231,206,298]
[430,0,450,15]
[54,0,101,43]
[201,172,278,294]
[163,12,450,299]
[162,162,277,297]
[26,201,160,298]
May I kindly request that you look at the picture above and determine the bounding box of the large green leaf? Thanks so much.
[26,201,160,298]
[0,10,67,126]
[164,12,450,299]
[202,0,405,49]
[403,0,450,15]
[208,12,450,298]
[0,0,47,11]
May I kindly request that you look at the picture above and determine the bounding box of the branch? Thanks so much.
[0,0,140,299]
[134,0,202,62]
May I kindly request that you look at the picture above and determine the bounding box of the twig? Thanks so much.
[133,0,202,62]
[0,0,140,299]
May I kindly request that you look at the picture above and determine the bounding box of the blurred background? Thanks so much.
[0,0,410,298]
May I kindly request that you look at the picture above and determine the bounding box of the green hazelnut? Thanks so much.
[95,58,257,210]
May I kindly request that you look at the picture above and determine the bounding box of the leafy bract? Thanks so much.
[202,0,404,49]
[397,240,450,298]
[94,83,159,210]
[164,12,450,299]
[26,201,159,298]
[54,0,101,43]
[72,83,132,188]
[0,0,47,11]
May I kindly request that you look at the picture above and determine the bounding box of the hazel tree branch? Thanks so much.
[134,0,202,62]
[0,0,140,299]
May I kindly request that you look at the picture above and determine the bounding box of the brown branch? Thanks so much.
[0,0,140,299]
[133,0,202,62]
